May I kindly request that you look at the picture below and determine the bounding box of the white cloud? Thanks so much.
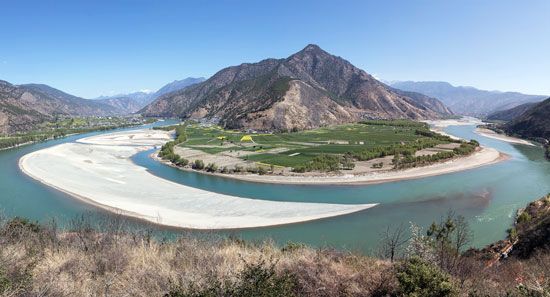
[139,89,153,94]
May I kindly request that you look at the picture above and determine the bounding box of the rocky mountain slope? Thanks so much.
[0,81,119,134]
[390,81,546,117]
[504,97,550,140]
[96,77,205,114]
[486,102,538,122]
[141,45,452,131]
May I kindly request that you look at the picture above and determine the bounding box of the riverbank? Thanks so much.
[154,146,506,185]
[1,117,156,151]
[475,128,536,146]
[19,129,375,229]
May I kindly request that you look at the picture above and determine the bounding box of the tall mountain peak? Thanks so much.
[141,45,452,130]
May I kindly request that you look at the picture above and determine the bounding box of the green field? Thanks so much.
[177,120,456,169]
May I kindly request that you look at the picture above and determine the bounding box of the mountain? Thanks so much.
[486,102,538,122]
[390,81,546,117]
[96,78,205,114]
[141,45,452,131]
[0,81,119,134]
[504,97,550,140]
[20,84,120,116]
[95,91,154,114]
[389,87,453,116]
[154,77,206,98]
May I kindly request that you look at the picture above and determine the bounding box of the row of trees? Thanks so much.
[352,137,453,162]
[360,119,428,128]
[158,125,189,167]
[393,140,479,169]
[0,133,62,150]
[292,153,355,173]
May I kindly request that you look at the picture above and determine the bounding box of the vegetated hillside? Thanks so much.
[0,80,123,134]
[19,84,120,116]
[96,77,205,114]
[0,81,51,134]
[141,45,452,131]
[511,194,550,258]
[486,102,538,122]
[390,81,546,117]
[504,97,550,140]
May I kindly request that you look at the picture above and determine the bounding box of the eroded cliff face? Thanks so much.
[236,80,358,131]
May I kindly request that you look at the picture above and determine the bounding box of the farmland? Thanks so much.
[172,120,467,171]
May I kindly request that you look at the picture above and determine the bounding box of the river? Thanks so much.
[1,121,548,253]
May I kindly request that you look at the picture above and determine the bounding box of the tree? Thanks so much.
[379,223,410,262]
[426,211,472,273]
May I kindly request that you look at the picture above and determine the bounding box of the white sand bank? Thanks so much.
[475,128,535,146]
[19,130,375,229]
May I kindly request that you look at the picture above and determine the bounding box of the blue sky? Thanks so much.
[0,0,549,98]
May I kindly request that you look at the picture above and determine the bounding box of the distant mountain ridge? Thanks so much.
[390,81,546,117]
[141,45,452,131]
[96,77,205,113]
[154,77,206,98]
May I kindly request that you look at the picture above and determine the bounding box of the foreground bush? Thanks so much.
[397,257,457,297]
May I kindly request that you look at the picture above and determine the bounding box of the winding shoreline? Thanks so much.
[154,146,507,185]
[18,130,376,230]
[475,128,536,146]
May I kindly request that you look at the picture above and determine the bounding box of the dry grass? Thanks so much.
[0,215,397,297]
[0,214,548,296]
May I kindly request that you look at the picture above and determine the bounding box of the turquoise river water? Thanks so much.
[0,121,548,253]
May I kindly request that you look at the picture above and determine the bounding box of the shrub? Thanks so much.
[175,158,189,167]
[372,162,384,169]
[192,160,205,170]
[205,163,218,173]
[396,257,457,297]
[517,212,532,224]
[167,259,297,297]
[257,166,268,175]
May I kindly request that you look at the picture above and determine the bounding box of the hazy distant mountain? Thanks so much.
[96,78,205,114]
[141,45,452,131]
[154,77,206,98]
[389,87,453,116]
[486,102,538,122]
[390,81,546,117]
[504,98,550,140]
[0,81,120,133]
